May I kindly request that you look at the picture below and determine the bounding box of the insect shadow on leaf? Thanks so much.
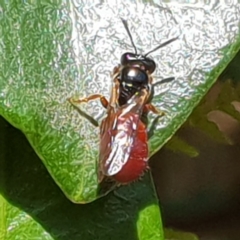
[68,99,99,127]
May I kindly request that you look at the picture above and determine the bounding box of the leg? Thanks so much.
[111,65,121,78]
[68,94,108,127]
[68,94,109,109]
[109,75,121,108]
[143,103,165,117]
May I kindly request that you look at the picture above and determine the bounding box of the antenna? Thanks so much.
[121,18,138,54]
[144,37,178,57]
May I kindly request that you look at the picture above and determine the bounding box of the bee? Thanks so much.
[69,19,177,184]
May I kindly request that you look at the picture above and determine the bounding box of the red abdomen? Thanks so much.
[113,120,148,183]
[99,112,149,184]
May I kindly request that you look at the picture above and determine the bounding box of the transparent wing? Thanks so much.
[99,90,148,177]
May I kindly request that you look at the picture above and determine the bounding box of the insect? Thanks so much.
[69,19,177,184]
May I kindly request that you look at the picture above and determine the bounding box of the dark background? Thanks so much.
[151,50,240,239]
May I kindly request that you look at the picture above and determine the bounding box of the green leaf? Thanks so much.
[165,135,199,158]
[189,79,240,145]
[0,0,239,203]
[0,117,163,240]
[0,1,238,239]
[0,194,53,240]
[164,228,199,240]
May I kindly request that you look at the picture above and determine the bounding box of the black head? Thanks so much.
[121,52,156,74]
[120,18,178,72]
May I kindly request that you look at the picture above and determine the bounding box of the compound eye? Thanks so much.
[143,58,156,74]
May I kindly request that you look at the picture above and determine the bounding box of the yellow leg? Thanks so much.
[144,103,165,117]
[68,94,109,109]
